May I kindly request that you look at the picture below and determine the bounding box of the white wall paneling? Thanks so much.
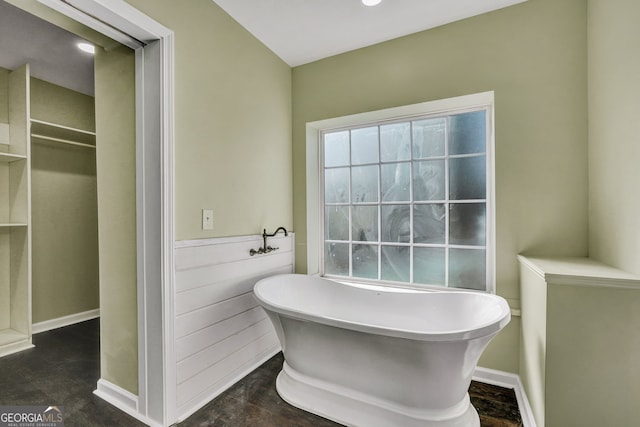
[174,232,293,421]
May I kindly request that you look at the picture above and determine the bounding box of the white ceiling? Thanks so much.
[0,0,527,97]
[0,0,95,96]
[211,0,528,67]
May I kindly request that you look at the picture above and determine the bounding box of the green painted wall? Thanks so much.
[30,77,99,324]
[517,3,640,424]
[588,0,640,275]
[519,257,640,427]
[1,69,99,327]
[546,284,640,426]
[124,0,293,241]
[11,0,294,395]
[292,0,588,373]
[30,77,95,129]
[18,0,640,412]
[94,44,138,394]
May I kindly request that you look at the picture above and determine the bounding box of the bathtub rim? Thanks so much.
[254,274,511,342]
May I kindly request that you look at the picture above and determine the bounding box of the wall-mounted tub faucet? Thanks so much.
[250,227,288,256]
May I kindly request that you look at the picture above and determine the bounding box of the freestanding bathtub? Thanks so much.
[254,274,511,427]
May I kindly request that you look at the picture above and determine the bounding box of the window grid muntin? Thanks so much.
[321,106,490,291]
[443,117,450,285]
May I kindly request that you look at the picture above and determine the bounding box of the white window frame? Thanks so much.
[306,92,495,293]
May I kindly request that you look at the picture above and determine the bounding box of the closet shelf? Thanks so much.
[30,119,96,147]
[0,151,27,163]
[31,118,96,135]
[32,134,96,149]
[0,223,28,228]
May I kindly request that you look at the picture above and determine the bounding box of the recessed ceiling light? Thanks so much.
[362,0,382,6]
[77,42,95,54]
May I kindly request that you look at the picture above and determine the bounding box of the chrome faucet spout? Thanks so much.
[252,227,288,256]
[272,227,288,237]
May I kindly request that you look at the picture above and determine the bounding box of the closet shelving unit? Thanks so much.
[0,64,32,357]
[30,119,96,150]
[1,63,98,358]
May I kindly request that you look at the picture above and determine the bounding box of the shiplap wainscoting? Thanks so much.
[174,233,294,421]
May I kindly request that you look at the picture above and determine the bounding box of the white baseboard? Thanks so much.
[0,341,34,358]
[94,379,162,427]
[32,309,100,334]
[474,366,537,427]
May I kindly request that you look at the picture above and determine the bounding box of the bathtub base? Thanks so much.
[276,362,480,427]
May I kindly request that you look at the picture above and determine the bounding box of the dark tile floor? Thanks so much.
[0,319,142,426]
[0,320,522,426]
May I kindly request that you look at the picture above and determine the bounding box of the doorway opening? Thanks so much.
[0,0,101,344]
[0,0,174,425]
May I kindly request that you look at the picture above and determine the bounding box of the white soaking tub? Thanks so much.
[254,274,511,427]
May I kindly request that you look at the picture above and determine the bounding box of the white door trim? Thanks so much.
[36,1,175,425]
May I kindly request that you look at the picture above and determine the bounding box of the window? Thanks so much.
[316,95,494,291]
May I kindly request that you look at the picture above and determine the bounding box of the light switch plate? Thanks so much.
[202,209,213,230]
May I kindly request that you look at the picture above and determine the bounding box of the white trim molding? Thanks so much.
[0,341,34,358]
[134,32,176,425]
[37,0,143,49]
[94,379,162,427]
[473,367,537,427]
[32,309,100,334]
[517,255,640,290]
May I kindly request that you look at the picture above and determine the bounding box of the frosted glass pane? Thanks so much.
[413,247,445,286]
[325,242,349,276]
[352,206,378,242]
[380,123,411,162]
[449,203,486,246]
[449,248,486,290]
[352,165,379,203]
[353,244,378,279]
[351,127,379,165]
[381,162,410,202]
[449,156,485,200]
[324,131,350,167]
[381,205,410,243]
[325,206,349,241]
[414,204,445,244]
[413,160,445,200]
[381,246,409,282]
[325,167,350,203]
[412,118,445,158]
[449,111,486,155]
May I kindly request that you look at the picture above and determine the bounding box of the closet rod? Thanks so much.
[31,134,96,149]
